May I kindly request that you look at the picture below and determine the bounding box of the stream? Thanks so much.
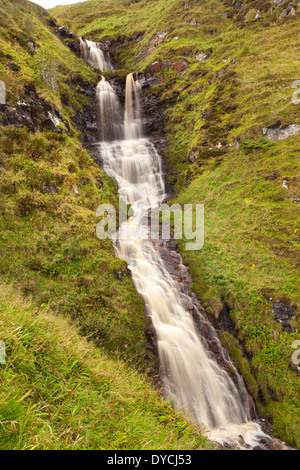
[80,39,291,450]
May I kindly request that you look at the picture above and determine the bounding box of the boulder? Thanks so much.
[272,302,296,331]
[173,59,188,73]
[262,124,300,141]
[56,26,76,39]
[146,61,162,74]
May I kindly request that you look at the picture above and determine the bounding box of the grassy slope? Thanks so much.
[0,0,153,371]
[0,0,96,120]
[0,0,216,450]
[0,281,214,450]
[53,0,300,447]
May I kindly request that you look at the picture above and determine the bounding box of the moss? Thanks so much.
[0,126,153,372]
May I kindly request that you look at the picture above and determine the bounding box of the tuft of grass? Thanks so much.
[0,281,215,450]
[0,126,153,371]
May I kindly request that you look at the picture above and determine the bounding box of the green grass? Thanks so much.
[52,0,300,447]
[172,142,300,447]
[0,0,99,125]
[0,126,154,371]
[0,281,214,450]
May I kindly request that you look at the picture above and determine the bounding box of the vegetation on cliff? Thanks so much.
[52,0,300,447]
[0,0,215,450]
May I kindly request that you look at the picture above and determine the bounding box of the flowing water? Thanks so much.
[90,73,289,449]
[79,38,112,71]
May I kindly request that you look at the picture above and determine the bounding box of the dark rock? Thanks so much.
[145,324,158,353]
[213,301,236,334]
[0,82,67,134]
[114,271,122,281]
[5,61,20,72]
[42,182,58,195]
[47,18,57,27]
[56,26,76,39]
[272,302,295,331]
[64,39,81,57]
[42,118,57,131]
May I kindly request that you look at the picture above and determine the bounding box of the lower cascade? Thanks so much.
[93,75,287,450]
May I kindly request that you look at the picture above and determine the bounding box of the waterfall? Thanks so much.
[93,73,280,450]
[79,38,112,71]
[96,77,124,141]
[124,73,142,140]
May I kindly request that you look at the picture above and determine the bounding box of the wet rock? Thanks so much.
[145,324,158,354]
[72,105,98,144]
[214,301,236,335]
[64,38,81,57]
[69,76,98,143]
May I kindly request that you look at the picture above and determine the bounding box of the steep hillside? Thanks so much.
[0,281,213,450]
[0,0,218,450]
[0,0,155,370]
[52,0,300,447]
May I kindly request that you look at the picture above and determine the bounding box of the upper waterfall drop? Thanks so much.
[79,38,112,71]
[96,77,124,142]
[124,73,142,140]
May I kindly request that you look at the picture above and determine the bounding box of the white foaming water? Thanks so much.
[96,77,124,141]
[124,73,142,140]
[94,73,284,450]
[79,38,112,71]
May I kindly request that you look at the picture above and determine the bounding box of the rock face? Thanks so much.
[262,124,300,140]
[0,83,65,133]
[54,25,81,57]
[68,75,99,145]
[56,26,76,39]
[0,76,99,145]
